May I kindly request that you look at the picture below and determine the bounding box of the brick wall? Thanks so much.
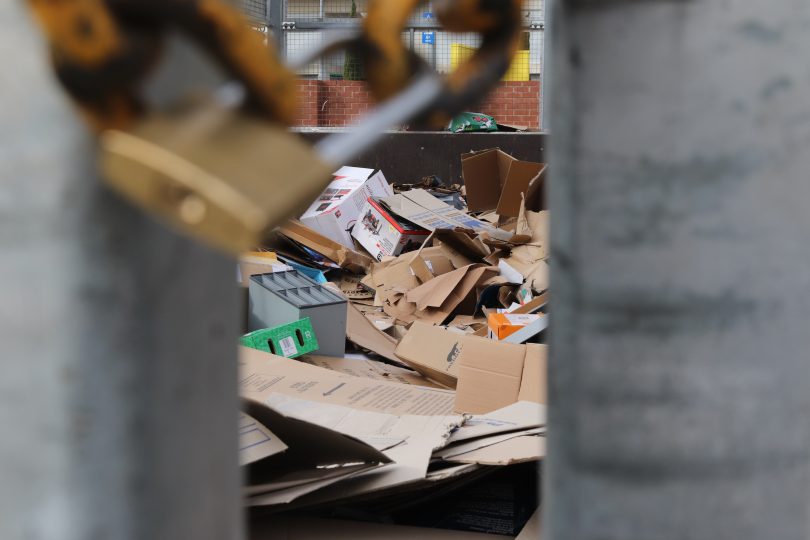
[476,82,541,130]
[319,81,373,127]
[293,80,541,129]
[294,80,320,127]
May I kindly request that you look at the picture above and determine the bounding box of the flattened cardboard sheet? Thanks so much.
[300,354,445,389]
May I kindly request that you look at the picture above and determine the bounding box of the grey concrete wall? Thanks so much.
[546,1,810,539]
[0,5,242,540]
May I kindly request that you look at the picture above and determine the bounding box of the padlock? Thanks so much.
[99,70,448,255]
[100,100,335,255]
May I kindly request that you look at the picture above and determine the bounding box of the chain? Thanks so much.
[26,0,524,131]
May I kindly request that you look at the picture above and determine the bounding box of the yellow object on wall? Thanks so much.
[450,44,530,82]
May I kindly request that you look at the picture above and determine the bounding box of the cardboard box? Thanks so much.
[352,197,430,261]
[240,318,319,358]
[394,322,466,388]
[461,149,547,216]
[453,335,547,414]
[487,313,548,344]
[300,166,393,248]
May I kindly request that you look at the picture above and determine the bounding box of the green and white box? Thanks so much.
[240,318,319,358]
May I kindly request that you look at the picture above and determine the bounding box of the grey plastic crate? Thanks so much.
[248,271,348,357]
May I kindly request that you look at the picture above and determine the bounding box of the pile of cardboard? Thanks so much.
[239,149,548,538]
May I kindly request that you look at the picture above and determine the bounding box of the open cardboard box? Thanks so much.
[454,336,547,415]
[300,166,393,248]
[395,323,548,415]
[461,149,547,217]
[395,324,547,414]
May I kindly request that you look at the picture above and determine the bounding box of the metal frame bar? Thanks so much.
[275,20,543,30]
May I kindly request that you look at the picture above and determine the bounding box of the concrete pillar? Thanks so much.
[0,4,242,540]
[546,1,810,539]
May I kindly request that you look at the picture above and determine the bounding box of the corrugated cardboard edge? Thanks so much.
[279,219,373,273]
[394,322,463,389]
[346,302,403,364]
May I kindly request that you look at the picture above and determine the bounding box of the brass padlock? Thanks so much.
[98,73,445,255]
[100,101,335,255]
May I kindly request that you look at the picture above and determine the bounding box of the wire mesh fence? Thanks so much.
[240,0,267,23]
[239,0,545,129]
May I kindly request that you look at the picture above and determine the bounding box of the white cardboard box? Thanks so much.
[352,197,430,261]
[300,166,393,248]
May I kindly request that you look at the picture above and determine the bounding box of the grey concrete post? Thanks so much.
[0,5,242,540]
[546,1,810,539]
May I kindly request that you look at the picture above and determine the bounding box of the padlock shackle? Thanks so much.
[360,0,526,127]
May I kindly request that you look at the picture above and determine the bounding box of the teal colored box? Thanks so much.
[240,318,319,358]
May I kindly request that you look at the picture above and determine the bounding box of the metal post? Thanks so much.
[545,1,810,539]
[0,5,242,540]
[539,3,549,131]
[267,0,286,57]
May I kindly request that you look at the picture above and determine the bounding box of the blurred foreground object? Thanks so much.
[546,1,810,539]
[27,0,526,254]
[0,3,240,540]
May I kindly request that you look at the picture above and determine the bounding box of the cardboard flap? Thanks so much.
[279,219,373,273]
[433,230,491,262]
[239,412,288,466]
[511,292,548,315]
[409,257,435,283]
[405,265,498,326]
[242,398,391,467]
[517,345,547,404]
[497,161,546,218]
[345,303,402,363]
[406,265,473,311]
[461,148,504,212]
[453,336,528,414]
[370,257,420,292]
[445,435,545,465]
[523,163,548,212]
[462,147,547,216]
[394,322,465,388]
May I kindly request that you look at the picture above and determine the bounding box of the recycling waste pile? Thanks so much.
[240,149,548,539]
